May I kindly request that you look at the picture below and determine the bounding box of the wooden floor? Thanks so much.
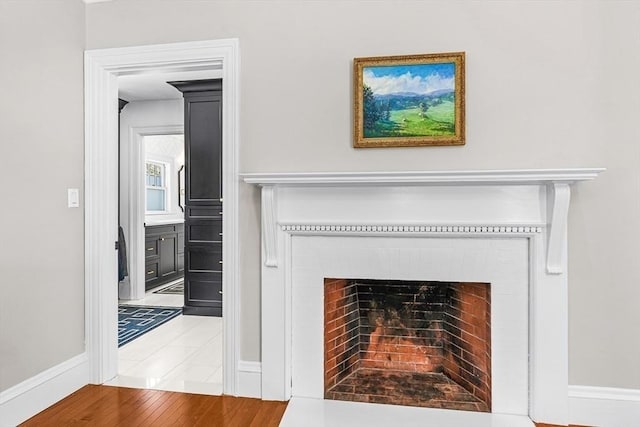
[20,385,287,427]
[20,384,585,427]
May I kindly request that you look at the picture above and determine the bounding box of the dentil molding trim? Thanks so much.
[281,224,543,234]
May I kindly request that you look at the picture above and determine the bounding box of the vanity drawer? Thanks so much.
[144,261,159,291]
[145,238,158,258]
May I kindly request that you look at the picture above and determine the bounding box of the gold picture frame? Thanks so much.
[353,52,465,148]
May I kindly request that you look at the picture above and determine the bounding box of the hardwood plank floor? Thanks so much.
[20,385,287,427]
[537,425,587,427]
[20,385,587,427]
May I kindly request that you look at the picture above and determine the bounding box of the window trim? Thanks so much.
[145,160,170,214]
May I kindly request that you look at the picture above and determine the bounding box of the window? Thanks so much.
[146,161,167,212]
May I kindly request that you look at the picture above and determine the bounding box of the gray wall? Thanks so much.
[0,0,637,394]
[0,0,85,391]
[86,0,640,389]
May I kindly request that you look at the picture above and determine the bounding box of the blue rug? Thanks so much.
[118,305,182,347]
[153,281,184,295]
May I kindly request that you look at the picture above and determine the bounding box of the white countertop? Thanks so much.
[145,217,185,226]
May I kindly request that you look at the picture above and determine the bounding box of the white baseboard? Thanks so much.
[0,353,90,427]
[9,360,632,427]
[237,360,262,399]
[569,385,640,427]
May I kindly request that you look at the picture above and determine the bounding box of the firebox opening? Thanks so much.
[324,278,491,412]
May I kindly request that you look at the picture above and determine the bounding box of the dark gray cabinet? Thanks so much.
[144,223,184,291]
[168,79,223,317]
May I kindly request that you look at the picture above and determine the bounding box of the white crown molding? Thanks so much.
[241,168,604,186]
[82,0,112,4]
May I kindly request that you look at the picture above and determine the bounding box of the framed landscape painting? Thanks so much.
[353,52,465,148]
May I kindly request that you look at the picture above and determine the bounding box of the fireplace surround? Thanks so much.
[243,169,603,426]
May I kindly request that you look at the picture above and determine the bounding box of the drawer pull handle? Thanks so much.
[160,237,165,241]
[219,212,223,215]
[218,260,223,264]
[146,270,155,275]
[219,290,223,294]
[219,232,223,236]
[147,247,154,251]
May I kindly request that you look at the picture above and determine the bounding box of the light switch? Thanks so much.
[68,188,80,208]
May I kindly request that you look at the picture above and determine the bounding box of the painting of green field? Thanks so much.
[368,102,455,138]
[362,62,457,139]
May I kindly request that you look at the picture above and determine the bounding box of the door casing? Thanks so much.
[84,39,240,394]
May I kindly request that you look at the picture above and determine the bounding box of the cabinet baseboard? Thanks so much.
[183,305,222,317]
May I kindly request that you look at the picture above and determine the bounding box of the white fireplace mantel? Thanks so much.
[242,168,604,426]
[242,168,603,186]
[243,169,603,273]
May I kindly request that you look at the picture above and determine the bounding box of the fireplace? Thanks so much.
[324,279,491,412]
[243,168,603,425]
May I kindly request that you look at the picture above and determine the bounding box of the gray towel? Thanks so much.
[118,226,128,281]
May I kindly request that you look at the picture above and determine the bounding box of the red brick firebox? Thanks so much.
[324,279,491,412]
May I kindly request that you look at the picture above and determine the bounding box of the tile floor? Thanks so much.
[105,281,223,395]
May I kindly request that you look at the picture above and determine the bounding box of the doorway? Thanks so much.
[84,39,240,394]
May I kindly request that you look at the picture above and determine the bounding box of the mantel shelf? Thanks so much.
[241,168,605,186]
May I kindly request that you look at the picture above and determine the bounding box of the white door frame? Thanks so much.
[127,125,184,301]
[84,39,240,395]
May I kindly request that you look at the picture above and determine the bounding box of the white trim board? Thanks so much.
[84,39,241,394]
[237,361,262,399]
[2,355,636,427]
[241,168,604,186]
[0,353,90,427]
[129,124,184,301]
[569,385,640,427]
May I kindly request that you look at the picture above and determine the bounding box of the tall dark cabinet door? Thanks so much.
[158,233,178,278]
[169,79,223,317]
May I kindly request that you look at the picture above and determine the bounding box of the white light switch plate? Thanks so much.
[68,188,80,208]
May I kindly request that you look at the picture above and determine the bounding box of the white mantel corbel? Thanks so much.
[261,185,279,267]
[546,182,571,274]
[243,168,603,274]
